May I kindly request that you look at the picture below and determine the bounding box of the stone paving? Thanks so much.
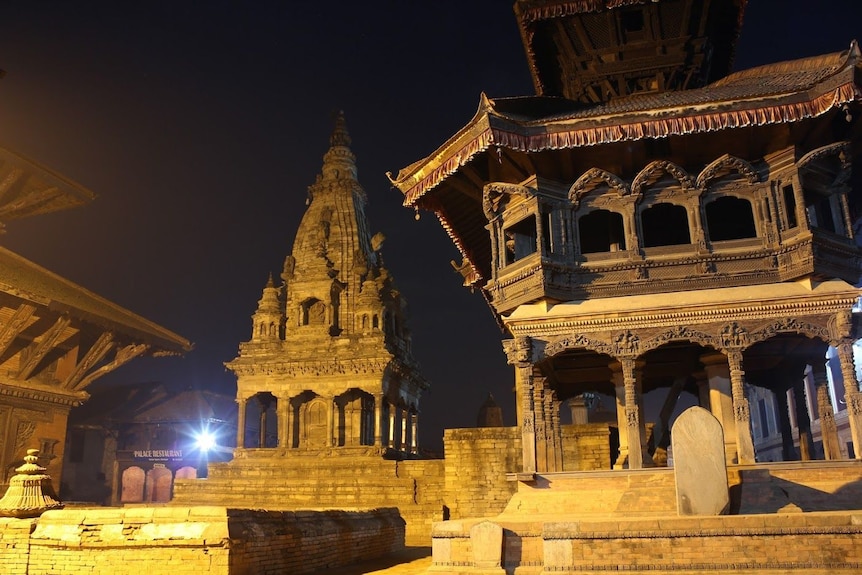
[316,547,431,575]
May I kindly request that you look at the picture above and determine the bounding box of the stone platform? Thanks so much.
[428,462,862,574]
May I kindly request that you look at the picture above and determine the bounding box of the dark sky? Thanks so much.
[0,1,858,450]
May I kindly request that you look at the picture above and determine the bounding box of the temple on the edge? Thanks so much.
[390,0,862,472]
[228,112,428,457]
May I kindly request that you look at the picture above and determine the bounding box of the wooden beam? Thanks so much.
[74,343,150,391]
[0,168,23,203]
[0,303,37,359]
[17,315,72,380]
[0,186,62,219]
[64,331,116,391]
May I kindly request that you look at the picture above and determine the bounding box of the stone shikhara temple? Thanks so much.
[387,0,862,572]
[228,112,427,457]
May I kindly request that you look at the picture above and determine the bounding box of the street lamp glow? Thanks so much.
[195,429,216,452]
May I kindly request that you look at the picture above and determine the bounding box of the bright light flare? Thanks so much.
[195,429,217,452]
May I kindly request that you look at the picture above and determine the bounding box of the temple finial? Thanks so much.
[330,110,351,148]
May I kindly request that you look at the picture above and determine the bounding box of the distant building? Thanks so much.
[0,147,191,493]
[62,383,235,505]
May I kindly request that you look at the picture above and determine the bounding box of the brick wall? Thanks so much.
[0,506,403,575]
[443,427,521,519]
[561,424,612,471]
[0,518,34,575]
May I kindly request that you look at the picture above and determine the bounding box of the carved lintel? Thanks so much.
[17,315,72,380]
[64,332,116,390]
[75,343,150,390]
[503,336,532,365]
[0,303,37,359]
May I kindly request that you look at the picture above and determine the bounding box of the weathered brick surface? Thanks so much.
[0,506,403,575]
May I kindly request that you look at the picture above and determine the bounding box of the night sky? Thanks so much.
[0,1,858,450]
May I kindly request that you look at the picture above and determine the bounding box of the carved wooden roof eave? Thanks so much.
[0,246,191,356]
[390,44,862,208]
[0,148,96,225]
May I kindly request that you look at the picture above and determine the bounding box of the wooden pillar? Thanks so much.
[411,412,419,454]
[236,397,246,449]
[837,341,862,459]
[726,349,756,464]
[811,359,840,459]
[504,337,536,474]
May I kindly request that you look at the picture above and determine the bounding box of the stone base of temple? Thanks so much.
[0,506,404,575]
[429,462,862,574]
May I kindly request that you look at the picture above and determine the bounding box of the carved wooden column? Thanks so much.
[726,349,755,464]
[236,397,247,449]
[504,337,536,474]
[374,394,383,447]
[837,341,862,459]
[811,359,840,459]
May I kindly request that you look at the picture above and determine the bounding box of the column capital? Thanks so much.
[503,336,532,365]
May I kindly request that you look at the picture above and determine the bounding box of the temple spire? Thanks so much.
[320,111,357,182]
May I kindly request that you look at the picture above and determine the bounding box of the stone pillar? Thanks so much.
[694,371,710,410]
[792,376,814,460]
[533,376,549,472]
[374,394,383,447]
[838,341,862,459]
[278,394,290,449]
[400,408,408,452]
[811,359,840,459]
[613,358,650,469]
[327,397,335,448]
[701,352,737,464]
[550,396,563,472]
[388,402,396,449]
[775,389,796,460]
[257,396,268,448]
[726,350,755,464]
[504,337,536,474]
[236,397,246,449]
[611,365,628,469]
[411,412,419,454]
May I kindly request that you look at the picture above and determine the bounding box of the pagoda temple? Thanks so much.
[391,0,862,473]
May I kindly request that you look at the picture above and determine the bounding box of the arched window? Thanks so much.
[578,209,626,254]
[641,203,690,247]
[705,196,756,241]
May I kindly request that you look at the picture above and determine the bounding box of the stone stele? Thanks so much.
[671,406,729,515]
